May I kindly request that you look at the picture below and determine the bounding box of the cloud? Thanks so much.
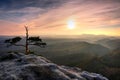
[0,0,120,36]
[0,0,66,10]
[0,7,46,22]
[0,20,24,35]
[0,0,67,22]
[26,0,120,29]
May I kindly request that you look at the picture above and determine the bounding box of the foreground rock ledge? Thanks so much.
[0,53,108,80]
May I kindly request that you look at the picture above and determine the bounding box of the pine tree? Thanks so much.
[4,26,46,54]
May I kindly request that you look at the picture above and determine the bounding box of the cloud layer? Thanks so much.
[0,0,120,36]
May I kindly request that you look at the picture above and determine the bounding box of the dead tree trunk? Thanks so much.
[25,26,29,54]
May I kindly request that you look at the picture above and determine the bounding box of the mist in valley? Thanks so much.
[0,35,120,80]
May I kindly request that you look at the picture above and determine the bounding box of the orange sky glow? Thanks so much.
[0,0,120,36]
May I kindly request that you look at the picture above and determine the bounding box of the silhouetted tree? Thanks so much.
[4,26,46,54]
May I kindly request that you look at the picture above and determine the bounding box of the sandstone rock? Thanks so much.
[0,53,109,80]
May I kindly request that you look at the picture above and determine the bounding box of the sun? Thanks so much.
[67,20,75,29]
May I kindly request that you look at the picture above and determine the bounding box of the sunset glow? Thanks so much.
[0,0,120,36]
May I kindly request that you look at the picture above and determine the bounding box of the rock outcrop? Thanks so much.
[0,53,108,80]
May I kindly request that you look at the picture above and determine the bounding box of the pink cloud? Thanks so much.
[0,0,120,36]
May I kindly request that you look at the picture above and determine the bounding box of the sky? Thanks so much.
[0,0,120,36]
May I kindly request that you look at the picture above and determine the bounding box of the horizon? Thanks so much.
[0,1,119,79]
[0,0,120,36]
[0,34,120,39]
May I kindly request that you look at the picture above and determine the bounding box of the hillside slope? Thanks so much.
[96,38,120,50]
[0,52,108,80]
[82,48,120,80]
[33,41,110,58]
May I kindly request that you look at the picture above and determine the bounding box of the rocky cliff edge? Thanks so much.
[0,53,108,80]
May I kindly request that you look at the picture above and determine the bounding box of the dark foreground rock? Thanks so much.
[0,53,108,80]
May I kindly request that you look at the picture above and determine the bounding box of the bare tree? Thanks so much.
[4,26,46,54]
[25,26,29,54]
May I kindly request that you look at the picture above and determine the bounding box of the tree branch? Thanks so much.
[12,44,25,47]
